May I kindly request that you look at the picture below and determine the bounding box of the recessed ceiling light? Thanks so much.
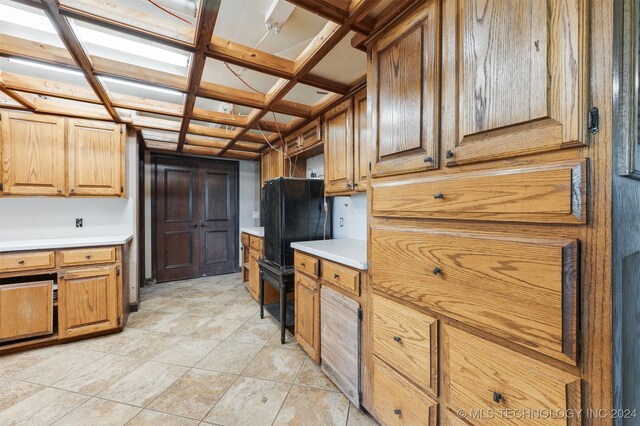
[99,76,184,97]
[7,58,84,77]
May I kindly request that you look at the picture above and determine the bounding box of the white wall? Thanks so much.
[304,153,367,241]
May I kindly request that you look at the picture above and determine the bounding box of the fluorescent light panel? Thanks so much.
[0,4,190,68]
[7,58,84,77]
[99,76,184,97]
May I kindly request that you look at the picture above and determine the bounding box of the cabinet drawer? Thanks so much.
[241,233,250,246]
[371,226,578,364]
[249,236,263,252]
[372,294,438,395]
[444,326,581,426]
[321,260,360,296]
[294,251,319,278]
[0,251,56,272]
[60,247,116,266]
[372,160,586,224]
[373,357,438,425]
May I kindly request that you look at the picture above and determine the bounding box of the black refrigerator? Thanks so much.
[263,178,331,268]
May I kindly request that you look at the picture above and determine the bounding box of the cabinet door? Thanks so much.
[442,0,588,166]
[261,150,270,186]
[0,281,53,342]
[324,98,354,195]
[295,272,321,363]
[248,249,260,301]
[58,265,119,338]
[369,1,440,177]
[1,111,66,195]
[353,88,369,191]
[68,119,125,196]
[269,147,285,180]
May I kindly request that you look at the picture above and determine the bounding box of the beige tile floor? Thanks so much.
[0,273,379,426]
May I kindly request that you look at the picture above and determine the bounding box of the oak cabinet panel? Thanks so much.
[261,145,285,186]
[442,0,589,165]
[369,1,440,177]
[321,260,360,297]
[59,247,117,267]
[294,251,319,278]
[1,111,66,196]
[248,248,260,301]
[68,119,125,196]
[324,98,354,195]
[443,326,581,426]
[371,160,586,224]
[0,281,53,342]
[58,265,119,338]
[372,294,438,396]
[353,88,369,191]
[300,117,322,150]
[0,250,56,273]
[372,357,438,425]
[371,226,579,364]
[295,271,321,363]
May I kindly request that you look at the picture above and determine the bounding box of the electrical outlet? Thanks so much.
[76,218,83,228]
[339,217,344,227]
[252,211,260,219]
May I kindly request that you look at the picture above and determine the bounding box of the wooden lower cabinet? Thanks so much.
[248,248,260,300]
[0,281,53,342]
[373,357,438,425]
[246,237,279,305]
[294,272,321,364]
[58,265,119,338]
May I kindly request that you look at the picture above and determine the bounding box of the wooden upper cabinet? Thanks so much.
[68,119,125,197]
[353,88,369,192]
[324,98,354,195]
[261,145,284,186]
[442,0,589,166]
[369,1,440,178]
[1,111,66,195]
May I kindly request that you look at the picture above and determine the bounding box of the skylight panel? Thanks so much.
[0,3,57,34]
[72,24,190,68]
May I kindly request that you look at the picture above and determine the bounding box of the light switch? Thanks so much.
[76,218,83,228]
[252,211,260,219]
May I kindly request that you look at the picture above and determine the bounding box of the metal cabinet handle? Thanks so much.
[433,193,444,199]
[85,255,92,259]
[493,391,502,404]
[393,335,402,343]
[200,223,208,228]
[56,188,62,193]
[393,409,402,416]
[433,267,442,275]
[18,260,25,265]
[70,188,75,193]
[300,262,306,267]
[333,273,340,280]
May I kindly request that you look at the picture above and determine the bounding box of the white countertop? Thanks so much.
[240,227,264,238]
[291,239,367,270]
[0,235,134,252]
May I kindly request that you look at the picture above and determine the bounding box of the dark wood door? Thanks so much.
[155,157,199,282]
[154,156,238,283]
[199,161,238,276]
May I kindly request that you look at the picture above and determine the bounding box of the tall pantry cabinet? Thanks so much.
[366,0,612,424]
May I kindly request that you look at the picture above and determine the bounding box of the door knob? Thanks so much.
[191,223,197,228]
[200,223,208,228]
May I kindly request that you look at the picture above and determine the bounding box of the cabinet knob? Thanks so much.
[300,262,306,267]
[17,260,25,265]
[433,193,444,199]
[433,266,443,275]
[393,335,402,343]
[333,273,340,280]
[493,391,503,404]
[70,188,75,193]
[423,156,433,163]
[446,150,455,159]
[393,409,402,416]
[56,188,62,193]
[85,255,92,259]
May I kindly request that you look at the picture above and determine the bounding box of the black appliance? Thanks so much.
[263,177,331,268]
